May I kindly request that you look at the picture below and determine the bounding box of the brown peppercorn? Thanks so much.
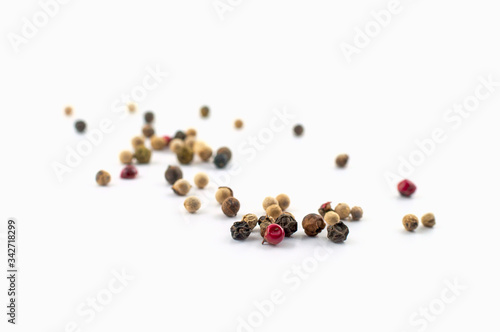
[184,196,201,213]
[234,119,243,129]
[350,206,363,221]
[421,213,436,228]
[242,214,258,230]
[335,154,349,168]
[64,106,73,116]
[222,197,240,217]
[275,212,298,237]
[144,111,154,123]
[131,136,145,149]
[335,203,350,220]
[134,146,152,164]
[293,124,304,136]
[260,221,272,238]
[302,214,326,237]
[172,179,192,196]
[262,197,279,211]
[215,187,233,204]
[403,214,419,232]
[198,145,213,162]
[151,136,166,150]
[200,106,210,118]
[276,194,290,211]
[95,170,111,186]
[318,202,333,217]
[165,166,183,185]
[177,146,194,165]
[327,222,349,243]
[169,138,185,154]
[324,211,340,226]
[127,102,137,113]
[266,204,282,220]
[119,150,134,164]
[142,124,155,138]
[194,172,209,189]
[217,147,232,162]
[186,128,197,137]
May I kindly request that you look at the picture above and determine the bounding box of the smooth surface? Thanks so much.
[1,0,500,331]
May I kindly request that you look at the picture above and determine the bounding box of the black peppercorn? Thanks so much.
[275,212,298,237]
[327,222,349,243]
[258,215,275,226]
[217,147,232,162]
[293,124,304,137]
[174,130,187,141]
[75,120,86,133]
[214,153,229,168]
[144,111,154,123]
[230,221,252,240]
[165,165,183,185]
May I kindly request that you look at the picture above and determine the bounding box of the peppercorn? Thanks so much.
[302,214,326,237]
[262,224,285,245]
[131,136,145,149]
[222,197,240,217]
[151,136,166,150]
[121,165,138,179]
[185,136,196,150]
[327,222,349,243]
[169,139,185,154]
[262,197,279,211]
[200,106,210,118]
[174,130,187,141]
[293,124,304,137]
[266,204,282,220]
[242,214,258,230]
[403,214,419,231]
[217,147,232,161]
[335,203,350,220]
[421,213,435,228]
[144,111,154,123]
[172,179,192,196]
[335,154,349,168]
[318,202,333,217]
[142,124,155,138]
[234,119,243,129]
[214,154,229,168]
[177,146,194,165]
[258,215,275,226]
[260,221,272,238]
[119,150,134,164]
[95,170,111,186]
[194,172,209,189]
[186,128,197,137]
[231,221,251,240]
[198,145,213,162]
[324,211,340,226]
[75,120,86,133]
[134,146,152,164]
[165,166,183,185]
[163,135,172,146]
[275,212,298,237]
[215,187,233,204]
[64,106,73,116]
[398,179,417,197]
[127,102,137,113]
[184,196,201,213]
[276,194,290,211]
[350,206,363,221]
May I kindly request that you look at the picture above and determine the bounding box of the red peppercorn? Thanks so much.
[163,135,172,146]
[262,224,285,245]
[398,179,417,197]
[121,165,138,179]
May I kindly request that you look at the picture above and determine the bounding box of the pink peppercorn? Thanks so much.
[163,135,172,146]
[262,224,285,245]
[398,179,417,197]
[121,165,138,179]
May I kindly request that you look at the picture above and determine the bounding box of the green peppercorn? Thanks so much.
[134,146,152,164]
[177,146,194,165]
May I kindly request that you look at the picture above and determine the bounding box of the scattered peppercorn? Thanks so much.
[275,212,298,237]
[151,136,166,150]
[198,145,213,162]
[144,111,154,123]
[163,135,172,146]
[169,139,185,154]
[222,197,240,217]
[134,146,152,164]
[421,213,435,228]
[327,222,349,243]
[217,147,232,161]
[276,194,290,211]
[258,215,275,226]
[184,196,201,213]
[293,124,304,137]
[186,128,197,137]
[266,204,282,220]
[165,166,183,185]
[335,203,350,220]
[64,106,73,116]
[335,154,349,168]
[121,165,138,179]
[194,172,209,189]
[172,179,192,196]
[119,150,134,164]
[231,221,251,240]
[398,179,417,197]
[96,170,111,186]
[350,206,363,221]
[215,187,233,204]
[131,136,145,149]
[263,197,279,210]
[127,102,137,113]
[262,224,285,245]
[200,106,210,118]
[324,211,340,226]
[260,221,272,238]
[142,124,155,138]
[174,130,187,140]
[318,202,333,217]
[302,214,326,237]
[177,146,194,165]
[242,214,258,230]
[185,136,196,150]
[214,153,229,168]
[75,120,86,133]
[234,119,244,129]
[403,214,419,231]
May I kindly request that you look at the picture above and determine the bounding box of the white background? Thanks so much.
[1,0,500,331]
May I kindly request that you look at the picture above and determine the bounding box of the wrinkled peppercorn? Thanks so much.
[302,214,326,237]
[258,215,275,226]
[174,130,187,141]
[95,170,111,186]
[214,153,229,168]
[403,214,419,231]
[177,146,194,165]
[327,222,349,243]
[260,221,272,238]
[294,124,304,137]
[75,120,86,133]
[335,154,349,168]
[217,147,232,161]
[231,221,252,240]
[222,197,240,217]
[144,111,154,123]
[421,213,435,228]
[318,202,333,217]
[242,214,258,230]
[165,165,183,185]
[134,146,152,164]
[275,212,298,237]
